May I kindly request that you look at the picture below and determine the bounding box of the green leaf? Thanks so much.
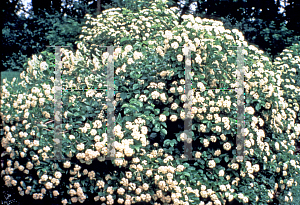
[133,84,139,90]
[120,93,127,100]
[207,121,212,129]
[149,133,157,139]
[184,172,190,177]
[225,156,229,162]
[161,122,167,128]
[161,128,167,135]
[255,104,261,111]
[154,109,160,115]
[121,103,129,108]
[120,37,128,43]
[146,106,153,110]
[129,105,138,112]
[152,127,160,132]
[134,145,140,152]
[162,110,170,116]
[170,139,176,147]
[117,113,122,122]
[164,139,170,147]
[124,108,131,115]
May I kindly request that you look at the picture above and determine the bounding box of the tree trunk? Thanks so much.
[97,0,101,14]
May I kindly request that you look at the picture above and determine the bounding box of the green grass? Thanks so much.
[1,70,22,85]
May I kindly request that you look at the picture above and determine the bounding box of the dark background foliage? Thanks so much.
[1,0,300,73]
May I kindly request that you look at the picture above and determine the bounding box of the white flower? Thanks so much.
[246,106,255,115]
[174,35,182,43]
[160,93,167,102]
[77,143,85,151]
[245,140,251,148]
[177,54,183,62]
[171,42,179,49]
[139,126,147,135]
[283,171,287,176]
[253,164,260,172]
[203,139,209,147]
[124,45,133,52]
[63,161,71,169]
[24,112,30,119]
[79,126,88,134]
[40,62,48,71]
[45,182,53,190]
[89,129,97,136]
[210,135,217,143]
[139,94,147,102]
[54,171,62,179]
[219,170,225,177]
[170,115,177,122]
[180,133,187,141]
[33,140,39,147]
[223,142,231,151]
[133,51,143,60]
[195,152,202,158]
[208,160,216,168]
[197,82,205,90]
[290,160,296,167]
[124,147,134,157]
[157,82,165,89]
[181,94,187,102]
[6,147,12,152]
[170,87,176,93]
[159,114,166,122]
[164,30,173,40]
[127,58,134,64]
[151,91,160,99]
[275,142,280,150]
[177,86,183,93]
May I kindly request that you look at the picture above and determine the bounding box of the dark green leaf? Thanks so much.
[161,128,167,135]
[120,93,127,100]
[133,84,139,90]
[225,156,229,162]
[154,109,160,115]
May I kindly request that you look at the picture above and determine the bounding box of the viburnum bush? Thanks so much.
[1,0,300,205]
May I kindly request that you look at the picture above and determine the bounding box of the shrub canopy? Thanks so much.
[1,1,300,204]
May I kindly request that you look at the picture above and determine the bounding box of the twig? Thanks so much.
[44,120,54,125]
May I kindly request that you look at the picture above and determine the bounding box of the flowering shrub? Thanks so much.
[1,0,300,204]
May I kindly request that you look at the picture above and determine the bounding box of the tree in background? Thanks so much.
[285,0,300,33]
[2,0,177,73]
[2,0,300,73]
[170,0,300,61]
[1,0,100,72]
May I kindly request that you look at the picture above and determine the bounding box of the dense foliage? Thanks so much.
[2,0,300,74]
